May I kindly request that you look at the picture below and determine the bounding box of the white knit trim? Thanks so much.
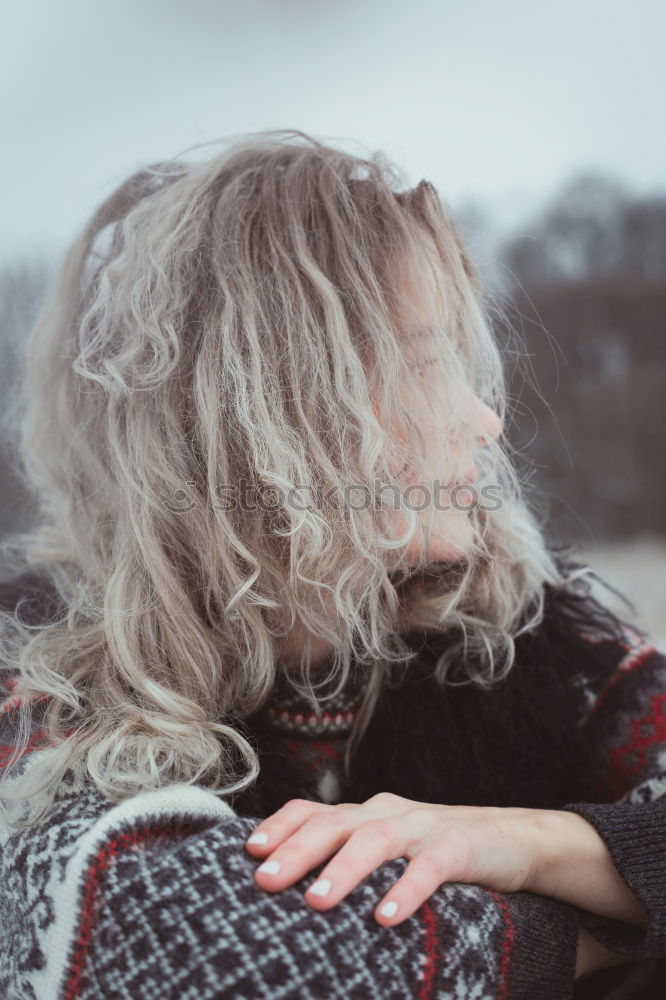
[16,753,236,999]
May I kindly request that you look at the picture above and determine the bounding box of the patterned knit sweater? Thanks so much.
[1,572,666,1000]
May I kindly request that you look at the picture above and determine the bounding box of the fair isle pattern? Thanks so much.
[0,673,53,766]
[569,622,654,715]
[266,706,355,736]
[0,746,526,1000]
[265,705,358,735]
[568,623,666,800]
[0,668,583,1000]
[260,666,367,736]
[4,625,666,996]
[258,667,366,805]
[0,760,237,1000]
[7,618,666,996]
[274,734,350,804]
[558,624,666,980]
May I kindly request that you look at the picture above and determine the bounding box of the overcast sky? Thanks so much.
[1,0,664,269]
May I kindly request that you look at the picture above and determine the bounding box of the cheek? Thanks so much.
[425,448,462,489]
[425,481,479,537]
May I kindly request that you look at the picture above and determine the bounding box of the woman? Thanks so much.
[1,128,665,999]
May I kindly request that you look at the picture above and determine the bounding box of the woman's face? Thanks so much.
[384,353,503,571]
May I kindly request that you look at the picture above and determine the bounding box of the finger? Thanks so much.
[303,817,401,910]
[374,850,448,926]
[252,807,355,892]
[244,798,331,855]
[249,794,411,893]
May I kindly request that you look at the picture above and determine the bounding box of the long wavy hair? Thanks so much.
[0,128,605,831]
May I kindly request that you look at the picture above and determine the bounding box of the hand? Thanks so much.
[244,792,544,926]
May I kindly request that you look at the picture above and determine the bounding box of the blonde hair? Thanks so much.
[0,128,582,831]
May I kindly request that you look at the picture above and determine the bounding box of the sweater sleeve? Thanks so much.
[0,678,584,1000]
[558,623,666,965]
[0,758,582,1000]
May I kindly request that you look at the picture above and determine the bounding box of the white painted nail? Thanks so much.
[308,878,332,897]
[379,900,398,918]
[247,832,269,845]
[257,859,281,875]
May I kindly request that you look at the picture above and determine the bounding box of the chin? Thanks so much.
[428,518,476,563]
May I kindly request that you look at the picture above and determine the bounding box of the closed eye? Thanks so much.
[408,357,439,375]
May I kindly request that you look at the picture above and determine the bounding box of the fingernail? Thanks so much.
[257,859,281,875]
[247,831,269,845]
[308,878,332,897]
[379,900,398,918]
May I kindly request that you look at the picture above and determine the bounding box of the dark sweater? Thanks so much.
[1,562,665,999]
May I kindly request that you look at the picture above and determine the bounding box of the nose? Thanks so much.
[472,399,503,448]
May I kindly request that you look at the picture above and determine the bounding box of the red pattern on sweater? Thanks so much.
[64,823,203,1000]
[610,691,666,795]
[489,890,516,1000]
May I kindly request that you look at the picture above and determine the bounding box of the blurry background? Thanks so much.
[1,0,664,646]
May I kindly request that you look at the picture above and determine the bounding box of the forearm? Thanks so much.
[3,784,582,1000]
[523,811,637,979]
[530,809,648,925]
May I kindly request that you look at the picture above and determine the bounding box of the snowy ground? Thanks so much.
[578,537,666,653]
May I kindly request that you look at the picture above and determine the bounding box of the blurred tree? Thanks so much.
[500,171,666,286]
[0,256,54,538]
[495,172,666,545]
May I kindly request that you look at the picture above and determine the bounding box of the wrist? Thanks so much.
[525,809,648,926]
[524,809,602,898]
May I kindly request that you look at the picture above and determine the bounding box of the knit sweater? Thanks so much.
[1,568,666,999]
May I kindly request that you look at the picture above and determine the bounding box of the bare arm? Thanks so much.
[529,808,648,926]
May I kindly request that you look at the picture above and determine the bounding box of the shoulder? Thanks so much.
[533,563,666,725]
